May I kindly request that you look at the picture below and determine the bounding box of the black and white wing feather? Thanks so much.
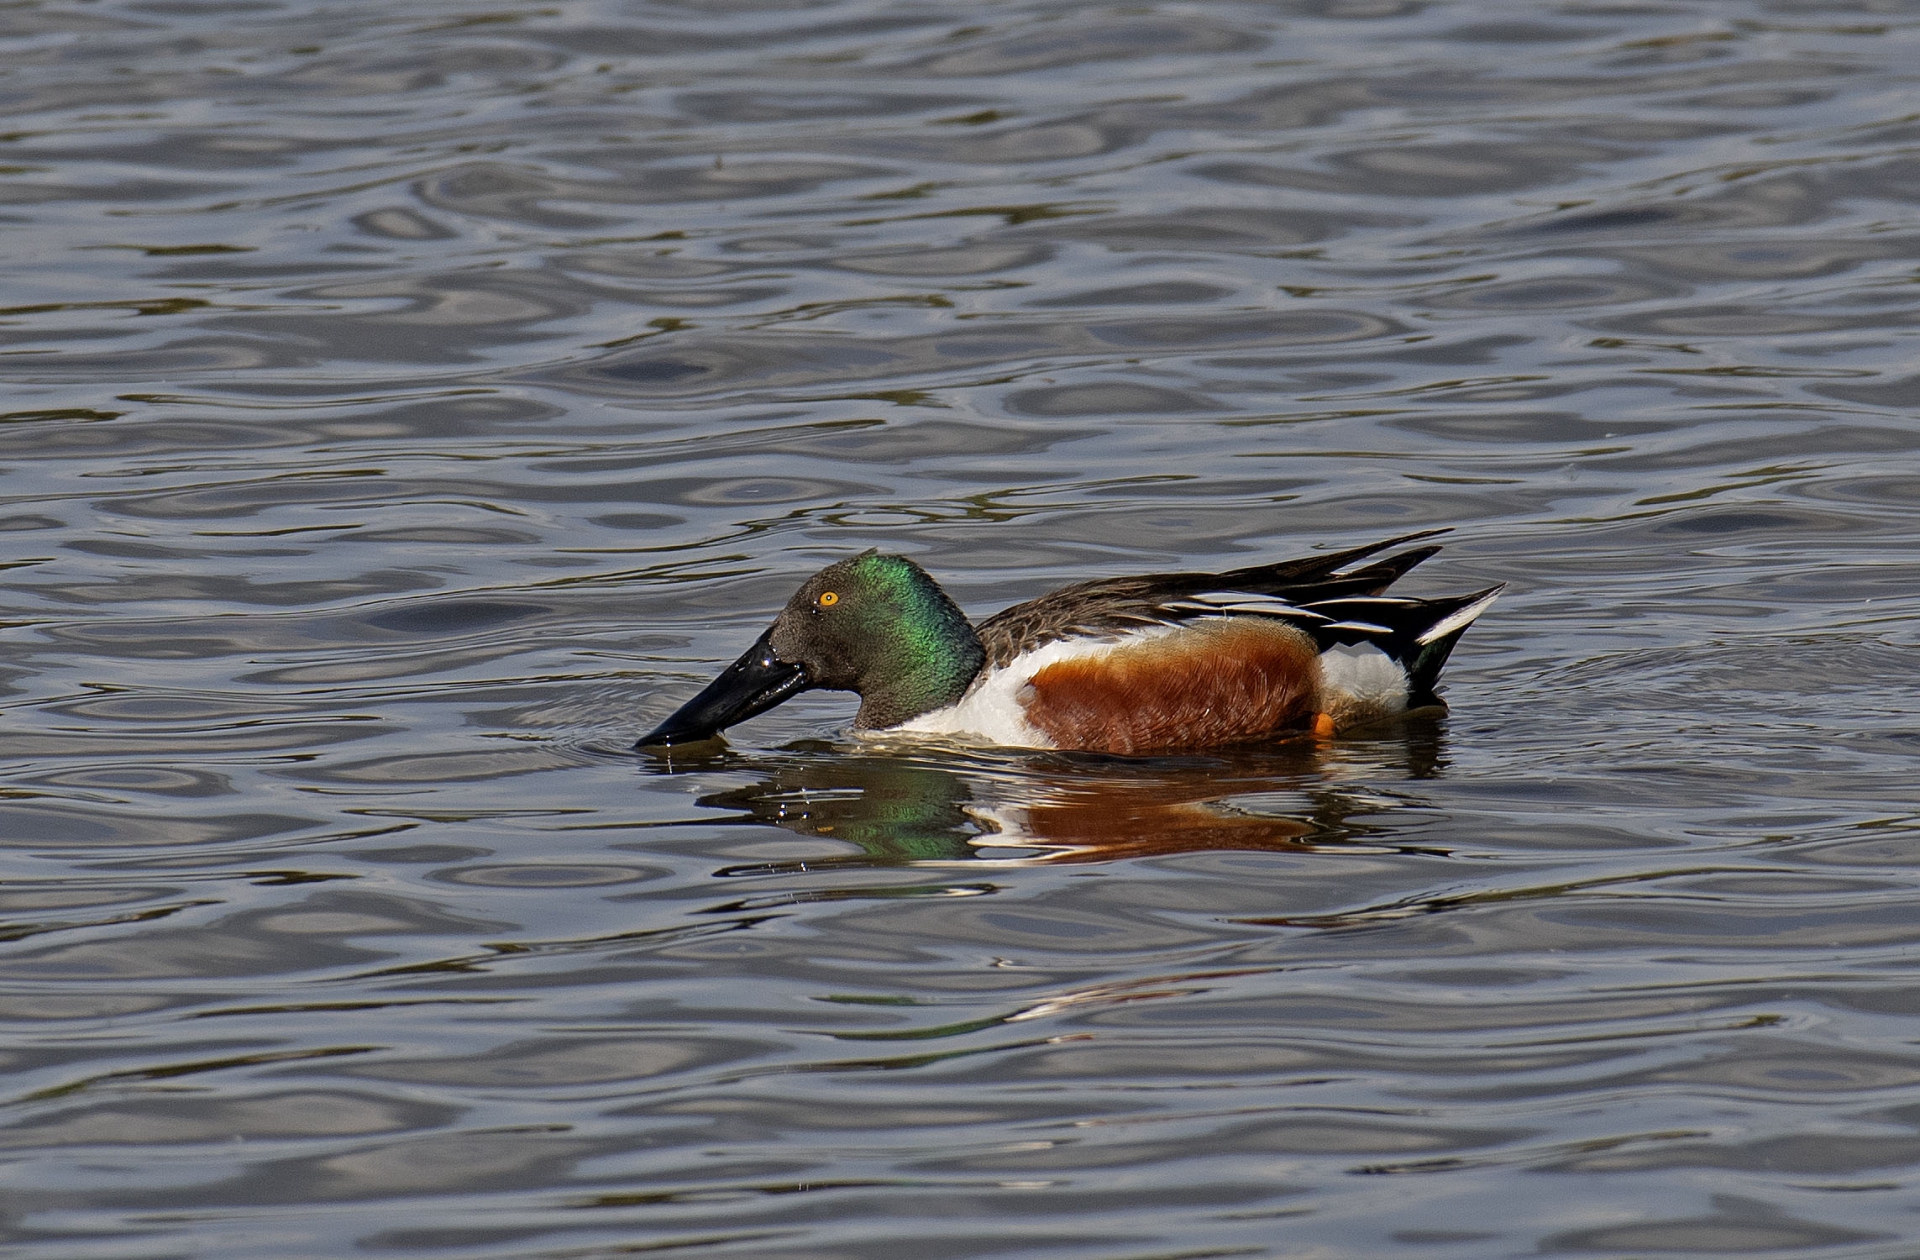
[974,530,1474,670]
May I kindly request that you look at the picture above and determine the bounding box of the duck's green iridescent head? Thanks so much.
[637,551,985,748]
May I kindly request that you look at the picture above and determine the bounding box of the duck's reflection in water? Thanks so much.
[656,718,1450,871]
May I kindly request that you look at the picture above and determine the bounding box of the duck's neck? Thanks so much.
[853,591,985,730]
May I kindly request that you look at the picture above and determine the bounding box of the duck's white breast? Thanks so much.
[885,629,1186,748]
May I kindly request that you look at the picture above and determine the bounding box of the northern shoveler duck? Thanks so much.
[637,530,1500,755]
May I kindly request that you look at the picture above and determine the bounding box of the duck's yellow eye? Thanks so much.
[818,591,839,607]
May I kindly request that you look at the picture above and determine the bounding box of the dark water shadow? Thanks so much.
[640,718,1452,873]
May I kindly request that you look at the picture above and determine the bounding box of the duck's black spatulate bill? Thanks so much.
[637,630,811,748]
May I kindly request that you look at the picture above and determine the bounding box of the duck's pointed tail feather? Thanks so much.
[1337,544,1445,595]
[1297,583,1504,699]
[1215,529,1449,591]
[1403,584,1503,698]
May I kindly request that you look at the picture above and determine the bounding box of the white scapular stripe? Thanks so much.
[1166,591,1316,618]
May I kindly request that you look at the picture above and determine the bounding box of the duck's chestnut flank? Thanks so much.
[1018,618,1322,755]
[638,531,1501,754]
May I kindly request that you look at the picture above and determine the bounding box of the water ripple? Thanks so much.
[2,0,1919,1256]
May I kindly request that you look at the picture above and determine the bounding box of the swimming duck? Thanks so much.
[638,530,1500,755]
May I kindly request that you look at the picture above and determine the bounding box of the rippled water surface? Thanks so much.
[4,0,1920,1255]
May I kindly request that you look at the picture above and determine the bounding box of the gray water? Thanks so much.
[3,0,1919,1256]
